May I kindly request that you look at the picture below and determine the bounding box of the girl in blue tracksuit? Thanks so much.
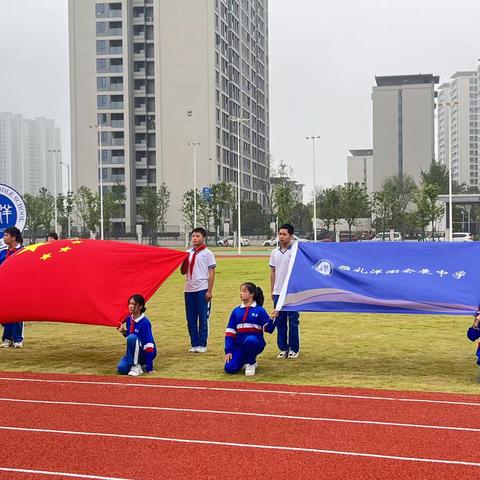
[224,282,276,377]
[467,311,480,369]
[117,294,157,377]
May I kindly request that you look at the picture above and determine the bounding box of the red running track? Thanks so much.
[0,372,480,479]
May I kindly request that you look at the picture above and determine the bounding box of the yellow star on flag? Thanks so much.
[18,242,47,255]
[40,253,52,261]
[71,241,82,245]
[59,246,72,253]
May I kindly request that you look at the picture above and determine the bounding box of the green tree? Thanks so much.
[75,186,99,236]
[340,182,370,239]
[371,190,393,238]
[320,186,342,238]
[211,182,234,236]
[414,183,445,239]
[381,175,417,235]
[103,183,126,238]
[272,184,295,226]
[233,200,270,235]
[24,192,45,242]
[138,183,171,244]
[181,189,205,230]
[37,187,54,232]
[420,161,449,194]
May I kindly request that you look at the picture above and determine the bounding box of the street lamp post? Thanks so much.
[229,116,249,255]
[90,124,104,240]
[188,135,200,227]
[438,101,458,241]
[60,161,71,237]
[48,148,61,234]
[305,136,320,242]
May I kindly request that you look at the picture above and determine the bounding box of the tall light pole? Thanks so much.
[60,161,71,237]
[188,135,200,227]
[305,136,320,241]
[229,116,249,254]
[48,148,61,234]
[90,124,104,240]
[438,101,458,241]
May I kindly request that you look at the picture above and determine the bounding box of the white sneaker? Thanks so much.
[277,350,288,359]
[245,363,257,376]
[128,364,143,377]
[196,346,207,353]
[188,347,198,352]
[13,342,23,349]
[288,350,299,359]
[1,340,12,348]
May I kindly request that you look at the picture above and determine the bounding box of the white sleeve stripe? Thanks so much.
[143,342,154,350]
[225,328,236,334]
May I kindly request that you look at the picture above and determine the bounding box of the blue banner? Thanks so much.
[277,241,480,315]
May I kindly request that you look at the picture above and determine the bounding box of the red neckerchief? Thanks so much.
[189,243,206,277]
[129,314,136,334]
[242,305,250,322]
[6,245,21,259]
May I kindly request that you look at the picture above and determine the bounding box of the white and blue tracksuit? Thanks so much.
[1,246,24,343]
[117,314,157,374]
[224,302,276,374]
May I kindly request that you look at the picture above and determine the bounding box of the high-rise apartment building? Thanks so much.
[347,149,373,195]
[437,71,478,187]
[372,74,438,191]
[0,113,62,196]
[69,0,269,232]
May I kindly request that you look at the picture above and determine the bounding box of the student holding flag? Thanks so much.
[0,227,24,348]
[117,294,156,376]
[224,282,276,376]
[181,227,216,353]
[269,223,300,359]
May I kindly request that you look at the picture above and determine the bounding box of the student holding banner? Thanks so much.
[0,227,24,348]
[269,223,300,359]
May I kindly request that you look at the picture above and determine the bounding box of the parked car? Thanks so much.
[452,232,474,242]
[371,232,403,241]
[339,232,358,242]
[426,232,445,242]
[263,237,278,247]
[217,236,250,247]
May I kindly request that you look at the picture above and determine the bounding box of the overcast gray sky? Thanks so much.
[1,0,480,199]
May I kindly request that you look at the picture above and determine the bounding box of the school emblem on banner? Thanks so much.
[0,184,27,234]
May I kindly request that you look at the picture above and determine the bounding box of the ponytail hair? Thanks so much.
[241,282,264,307]
[128,294,146,313]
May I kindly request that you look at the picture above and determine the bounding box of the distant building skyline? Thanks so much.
[437,69,478,188]
[0,112,62,196]
[69,0,269,232]
[371,74,438,192]
[347,149,373,195]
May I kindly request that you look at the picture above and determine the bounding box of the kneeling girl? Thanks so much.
[224,282,276,377]
[118,294,156,376]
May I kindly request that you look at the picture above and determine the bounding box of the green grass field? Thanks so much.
[1,256,479,394]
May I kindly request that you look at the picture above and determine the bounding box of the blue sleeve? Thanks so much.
[225,309,238,354]
[140,320,156,372]
[467,327,480,342]
[258,308,276,334]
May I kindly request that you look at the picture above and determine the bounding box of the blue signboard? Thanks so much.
[0,184,27,235]
[202,186,212,201]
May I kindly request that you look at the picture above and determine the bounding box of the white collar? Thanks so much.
[240,301,257,308]
[132,313,145,323]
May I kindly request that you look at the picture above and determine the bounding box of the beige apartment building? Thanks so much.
[437,71,478,188]
[372,74,438,191]
[346,149,373,195]
[69,0,269,232]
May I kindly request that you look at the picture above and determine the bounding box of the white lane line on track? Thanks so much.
[1,397,479,434]
[1,425,479,468]
[0,467,132,480]
[0,376,479,407]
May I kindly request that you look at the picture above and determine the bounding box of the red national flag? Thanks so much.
[0,239,187,327]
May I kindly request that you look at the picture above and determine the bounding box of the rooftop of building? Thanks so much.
[438,82,450,89]
[348,149,373,157]
[375,74,439,87]
[451,71,477,79]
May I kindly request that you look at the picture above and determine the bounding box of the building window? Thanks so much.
[95,3,106,17]
[96,58,107,73]
[96,22,107,34]
[96,40,107,54]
